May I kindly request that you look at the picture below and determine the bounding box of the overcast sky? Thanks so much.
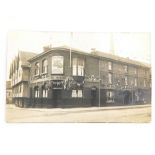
[6,31,151,79]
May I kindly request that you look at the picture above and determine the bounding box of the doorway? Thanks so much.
[52,89,62,107]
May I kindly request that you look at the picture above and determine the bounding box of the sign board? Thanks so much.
[52,56,64,74]
[52,80,64,89]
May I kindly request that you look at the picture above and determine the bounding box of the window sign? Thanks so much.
[52,56,64,74]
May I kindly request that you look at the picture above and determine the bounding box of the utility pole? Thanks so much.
[70,32,73,68]
[99,59,101,107]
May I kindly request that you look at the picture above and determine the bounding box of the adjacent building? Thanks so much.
[6,81,12,104]
[9,51,37,107]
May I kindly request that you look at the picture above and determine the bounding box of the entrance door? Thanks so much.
[91,87,97,106]
[124,91,131,104]
[53,89,62,107]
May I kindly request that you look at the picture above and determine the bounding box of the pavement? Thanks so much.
[6,103,151,113]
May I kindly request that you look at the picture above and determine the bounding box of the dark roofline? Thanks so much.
[28,46,151,68]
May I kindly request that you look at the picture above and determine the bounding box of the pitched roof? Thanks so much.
[28,45,151,68]
[18,51,37,67]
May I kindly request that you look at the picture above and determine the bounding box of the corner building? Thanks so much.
[28,46,151,108]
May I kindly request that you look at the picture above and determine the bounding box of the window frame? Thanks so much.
[42,59,48,74]
[34,87,39,98]
[35,62,40,76]
[72,58,84,76]
[108,73,112,84]
[108,61,112,70]
[51,56,64,75]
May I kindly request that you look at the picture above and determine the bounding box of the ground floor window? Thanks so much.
[72,89,83,98]
[106,91,114,103]
[34,87,39,98]
[42,89,48,98]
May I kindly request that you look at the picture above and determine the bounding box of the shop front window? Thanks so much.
[72,89,83,98]
[42,88,48,98]
[106,91,114,103]
[34,87,39,98]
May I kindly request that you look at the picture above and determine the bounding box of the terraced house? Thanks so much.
[9,46,151,108]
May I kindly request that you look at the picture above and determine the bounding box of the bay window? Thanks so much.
[106,91,114,103]
[72,58,84,76]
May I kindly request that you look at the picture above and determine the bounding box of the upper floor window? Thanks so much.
[144,70,147,76]
[144,79,146,87]
[125,76,128,85]
[124,65,128,73]
[108,62,112,70]
[51,56,64,74]
[108,73,112,84]
[35,62,40,75]
[134,78,137,87]
[72,58,84,76]
[42,59,48,73]
[134,68,137,74]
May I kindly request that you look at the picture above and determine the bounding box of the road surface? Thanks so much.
[6,104,151,123]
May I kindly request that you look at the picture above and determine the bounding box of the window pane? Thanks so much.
[72,90,77,98]
[78,90,83,98]
[108,73,112,84]
[108,62,112,70]
[73,66,77,76]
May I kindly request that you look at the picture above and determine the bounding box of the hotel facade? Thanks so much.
[9,46,151,108]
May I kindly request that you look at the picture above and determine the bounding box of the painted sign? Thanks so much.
[52,56,64,74]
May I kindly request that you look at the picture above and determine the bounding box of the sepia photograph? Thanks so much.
[6,31,151,123]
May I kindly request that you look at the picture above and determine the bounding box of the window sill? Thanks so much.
[41,72,48,75]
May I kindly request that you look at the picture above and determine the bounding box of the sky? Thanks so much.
[6,31,151,79]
